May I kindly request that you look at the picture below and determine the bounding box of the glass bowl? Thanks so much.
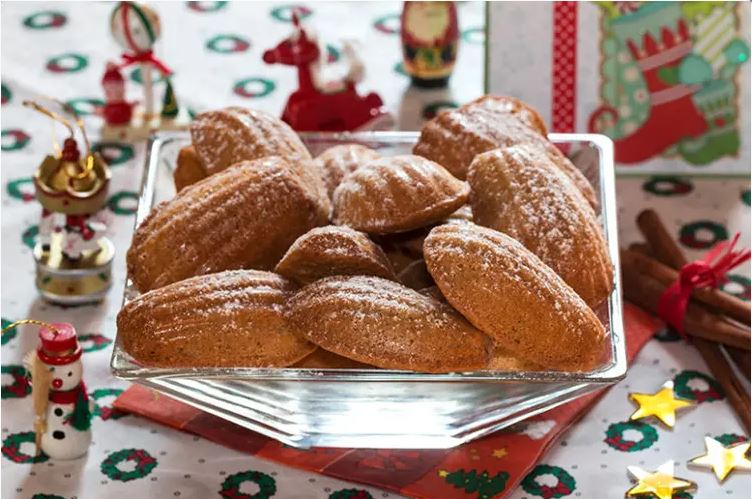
[111,131,625,449]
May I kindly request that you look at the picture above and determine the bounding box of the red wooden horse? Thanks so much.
[262,14,388,131]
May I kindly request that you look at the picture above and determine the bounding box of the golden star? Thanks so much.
[626,460,695,499]
[438,470,448,478]
[689,436,751,482]
[492,448,507,459]
[629,381,693,428]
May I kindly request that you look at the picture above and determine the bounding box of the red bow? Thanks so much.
[658,233,750,337]
[119,50,172,77]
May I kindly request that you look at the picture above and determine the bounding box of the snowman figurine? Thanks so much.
[28,322,94,460]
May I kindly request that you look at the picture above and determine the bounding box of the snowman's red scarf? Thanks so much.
[49,382,92,431]
[48,381,87,405]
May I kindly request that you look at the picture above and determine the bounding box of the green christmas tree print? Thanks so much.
[443,468,509,499]
[161,78,179,119]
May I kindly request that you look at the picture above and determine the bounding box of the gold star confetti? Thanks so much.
[626,460,696,499]
[629,381,693,428]
[689,436,751,482]
[492,448,507,459]
[438,469,448,478]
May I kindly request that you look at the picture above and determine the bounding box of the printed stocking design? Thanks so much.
[679,79,741,165]
[592,4,708,164]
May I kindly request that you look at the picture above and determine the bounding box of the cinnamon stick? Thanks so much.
[621,252,751,350]
[628,242,654,257]
[693,337,751,431]
[727,346,751,380]
[637,209,688,268]
[622,249,751,326]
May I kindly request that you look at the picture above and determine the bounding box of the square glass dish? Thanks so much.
[111,131,624,449]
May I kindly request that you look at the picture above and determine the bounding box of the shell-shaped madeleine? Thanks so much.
[190,106,311,176]
[117,270,315,368]
[487,345,543,371]
[412,95,596,208]
[468,145,613,307]
[173,146,208,192]
[127,156,330,292]
[274,226,396,285]
[293,348,374,369]
[287,276,491,372]
[332,155,469,234]
[423,223,606,371]
[315,144,381,199]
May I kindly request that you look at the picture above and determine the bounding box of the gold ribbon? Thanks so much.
[23,98,94,179]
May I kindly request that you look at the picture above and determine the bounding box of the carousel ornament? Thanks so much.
[102,1,189,139]
[24,99,114,305]
[262,12,392,131]
[1,320,94,460]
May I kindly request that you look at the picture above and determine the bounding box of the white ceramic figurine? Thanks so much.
[25,322,94,460]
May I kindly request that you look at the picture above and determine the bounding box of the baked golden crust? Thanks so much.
[315,144,381,199]
[287,275,492,372]
[117,270,315,368]
[468,145,613,307]
[487,345,543,371]
[190,106,311,176]
[274,226,396,285]
[127,156,330,292]
[333,155,469,234]
[173,146,208,192]
[293,348,374,369]
[423,223,606,371]
[412,95,597,207]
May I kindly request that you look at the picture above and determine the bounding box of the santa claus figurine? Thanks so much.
[26,322,93,460]
[101,62,133,126]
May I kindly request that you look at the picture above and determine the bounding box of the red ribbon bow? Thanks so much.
[119,50,172,77]
[657,233,750,337]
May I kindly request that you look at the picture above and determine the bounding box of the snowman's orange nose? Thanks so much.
[52,378,63,389]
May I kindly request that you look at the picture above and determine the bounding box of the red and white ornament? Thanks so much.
[101,62,133,126]
[31,323,93,460]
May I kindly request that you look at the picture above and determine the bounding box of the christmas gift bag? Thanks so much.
[487,1,751,174]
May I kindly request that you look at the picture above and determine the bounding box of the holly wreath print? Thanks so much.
[678,220,728,250]
[715,433,748,446]
[673,370,724,403]
[721,274,751,301]
[107,191,139,216]
[1,129,31,152]
[219,469,276,499]
[6,177,35,202]
[1,365,31,399]
[642,176,694,197]
[2,317,17,345]
[604,420,658,452]
[23,10,67,29]
[521,464,576,499]
[2,431,49,464]
[90,388,129,420]
[91,142,134,166]
[101,448,157,481]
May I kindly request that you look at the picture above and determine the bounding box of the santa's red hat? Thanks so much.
[37,322,82,365]
[102,62,124,85]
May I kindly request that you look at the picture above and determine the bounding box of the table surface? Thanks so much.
[1,2,750,498]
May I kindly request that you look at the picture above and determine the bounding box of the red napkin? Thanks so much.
[114,303,660,498]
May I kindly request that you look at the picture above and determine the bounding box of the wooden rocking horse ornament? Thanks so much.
[263,13,391,131]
